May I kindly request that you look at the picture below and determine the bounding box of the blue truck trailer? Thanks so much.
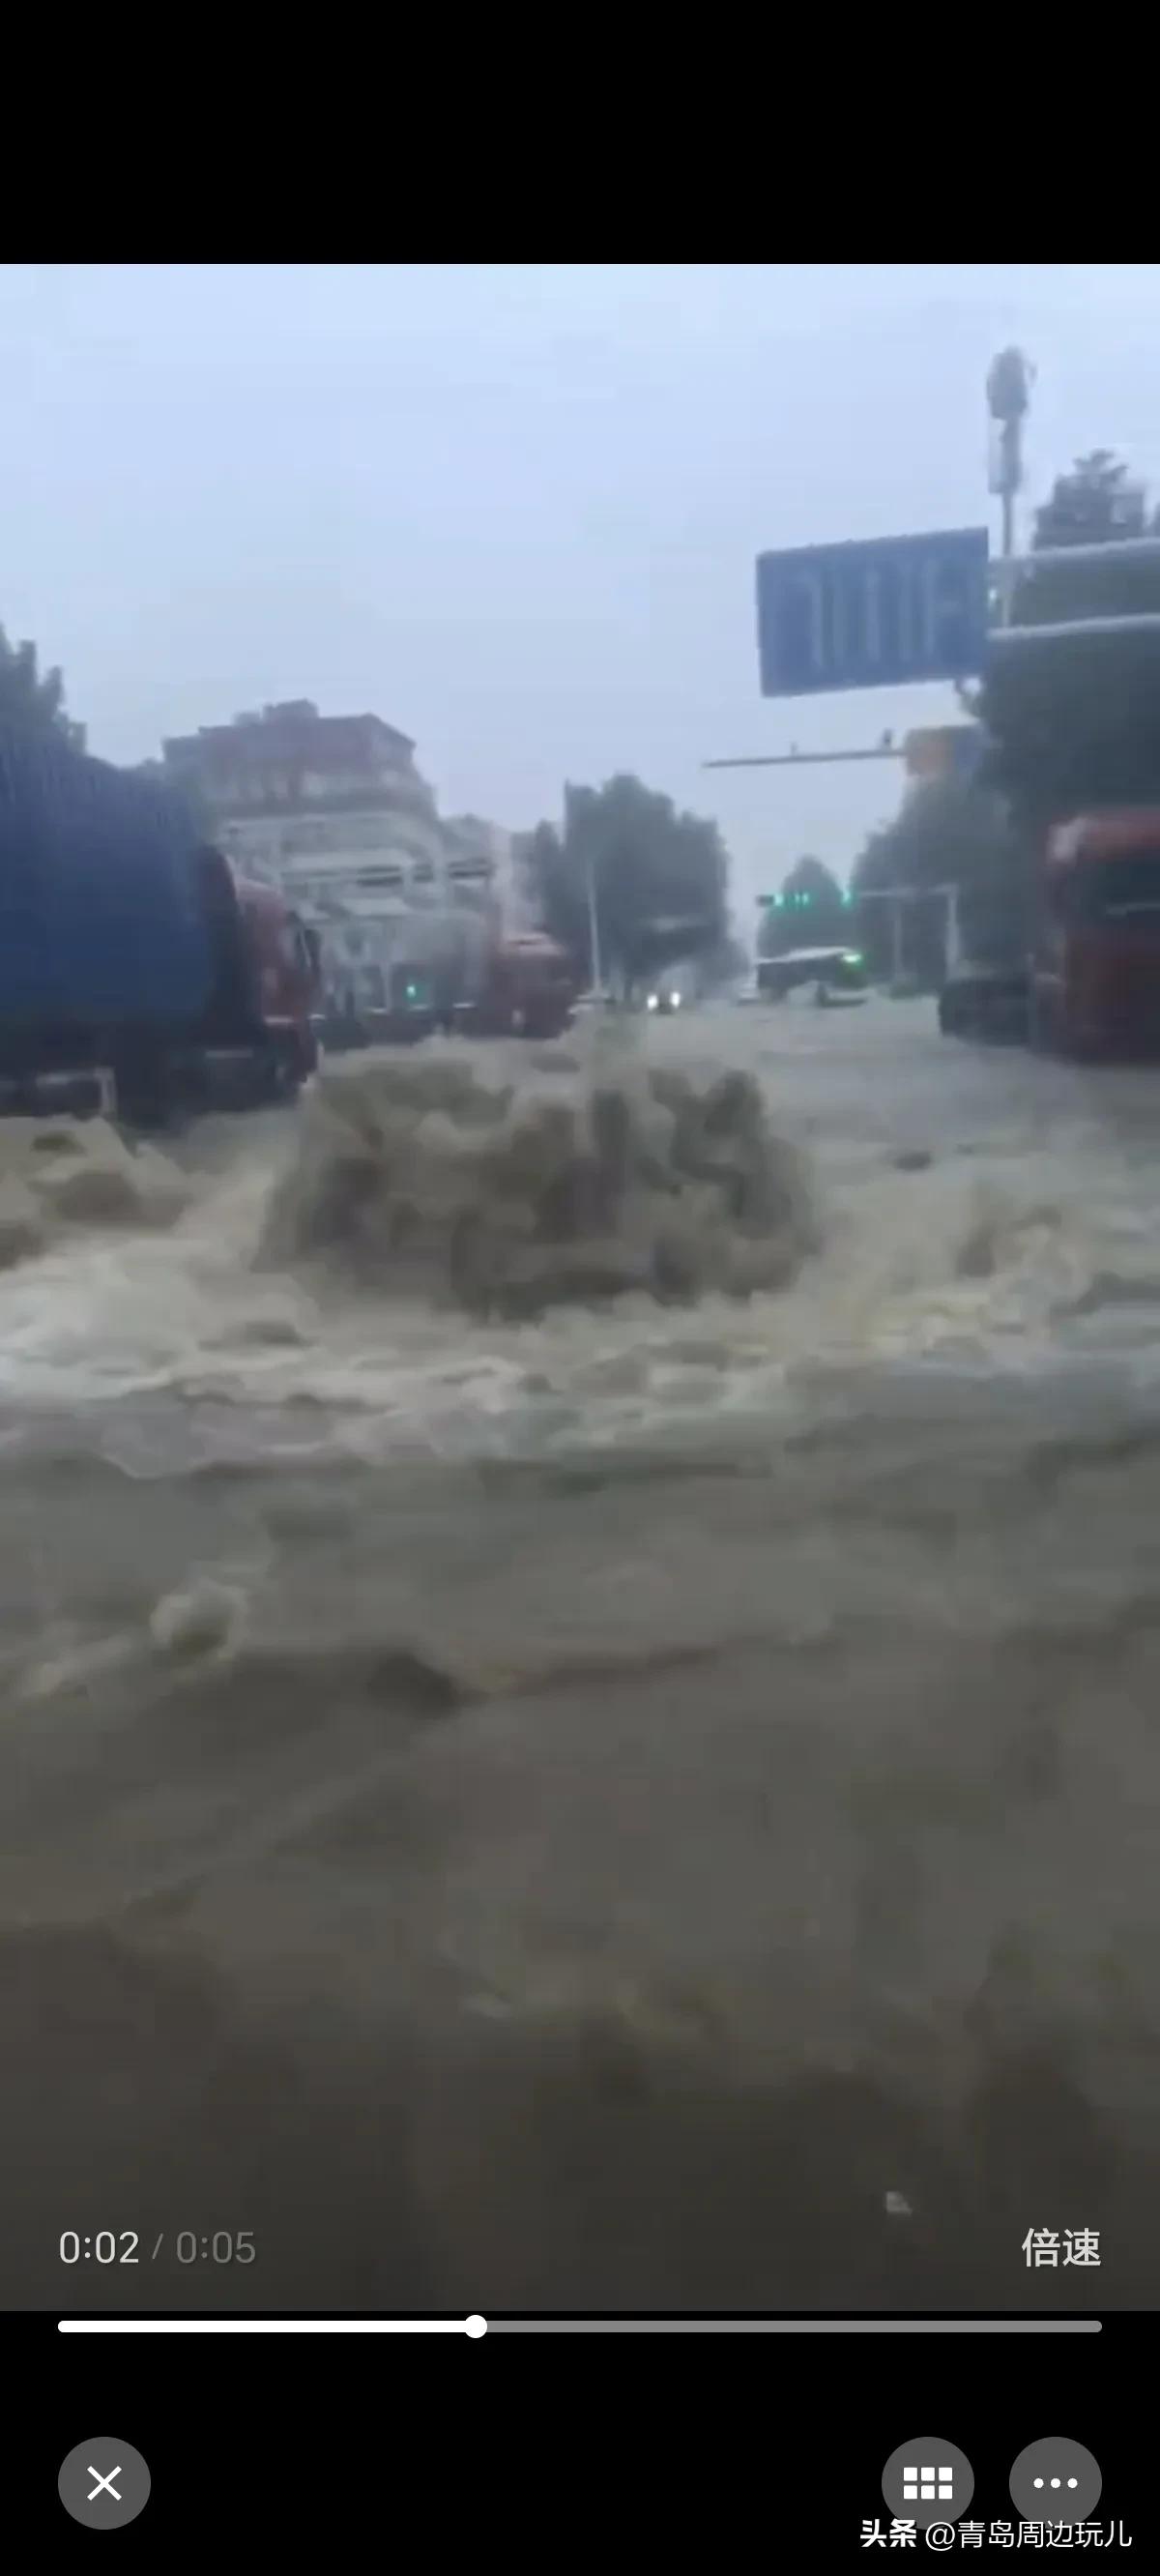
[0,727,317,1122]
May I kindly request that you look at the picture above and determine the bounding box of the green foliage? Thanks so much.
[0,625,86,749]
[982,449,1160,828]
[1030,450,1157,556]
[757,855,848,954]
[529,775,729,986]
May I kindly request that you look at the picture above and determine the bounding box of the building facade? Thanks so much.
[162,702,454,1012]
[161,703,538,1017]
[161,701,445,896]
[441,814,538,934]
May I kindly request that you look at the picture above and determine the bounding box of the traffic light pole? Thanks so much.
[851,883,963,979]
[705,746,904,772]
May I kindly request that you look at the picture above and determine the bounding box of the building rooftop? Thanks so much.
[162,706,416,781]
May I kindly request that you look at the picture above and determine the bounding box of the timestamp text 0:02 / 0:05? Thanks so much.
[59,2231,255,2264]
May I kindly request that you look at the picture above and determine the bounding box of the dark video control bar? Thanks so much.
[57,2314,1104,2336]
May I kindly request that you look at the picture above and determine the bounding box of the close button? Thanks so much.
[58,2440,151,2530]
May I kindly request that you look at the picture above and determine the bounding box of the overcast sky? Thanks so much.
[3,263,1159,925]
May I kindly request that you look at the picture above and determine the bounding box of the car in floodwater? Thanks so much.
[757,947,869,1006]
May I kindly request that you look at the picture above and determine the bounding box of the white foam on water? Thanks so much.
[2,1005,1160,1463]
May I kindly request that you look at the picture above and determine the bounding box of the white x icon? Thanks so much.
[87,2465,122,2503]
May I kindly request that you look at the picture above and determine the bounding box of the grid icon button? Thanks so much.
[886,2440,973,2529]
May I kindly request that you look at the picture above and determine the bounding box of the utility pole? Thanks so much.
[565,781,604,995]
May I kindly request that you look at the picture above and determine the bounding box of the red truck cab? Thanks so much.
[484,933,577,1038]
[232,876,319,1089]
[1033,808,1160,1056]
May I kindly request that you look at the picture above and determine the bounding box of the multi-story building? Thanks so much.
[441,814,539,933]
[160,704,543,1018]
[161,702,454,1012]
[161,701,445,897]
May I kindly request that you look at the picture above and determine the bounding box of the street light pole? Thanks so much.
[565,778,603,996]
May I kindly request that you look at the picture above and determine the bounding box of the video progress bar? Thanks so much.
[61,2318,486,2336]
[490,2320,1101,2335]
[60,2317,1100,2336]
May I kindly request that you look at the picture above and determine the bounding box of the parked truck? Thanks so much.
[458,930,577,1038]
[314,917,576,1050]
[0,727,318,1123]
[938,805,1160,1056]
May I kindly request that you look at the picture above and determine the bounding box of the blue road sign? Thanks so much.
[756,527,988,698]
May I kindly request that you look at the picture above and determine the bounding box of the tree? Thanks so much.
[758,854,848,955]
[982,447,1160,828]
[528,775,729,990]
[1032,450,1155,552]
[0,625,86,749]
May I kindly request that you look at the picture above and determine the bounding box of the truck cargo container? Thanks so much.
[0,728,317,1121]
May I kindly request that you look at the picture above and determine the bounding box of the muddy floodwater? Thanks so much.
[3,997,1160,2311]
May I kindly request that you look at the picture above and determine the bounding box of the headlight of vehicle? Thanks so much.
[646,992,659,1011]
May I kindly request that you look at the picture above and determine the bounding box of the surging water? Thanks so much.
[2,1000,1160,2309]
[2,1006,1158,1456]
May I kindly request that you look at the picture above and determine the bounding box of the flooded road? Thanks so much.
[3,998,1160,2311]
